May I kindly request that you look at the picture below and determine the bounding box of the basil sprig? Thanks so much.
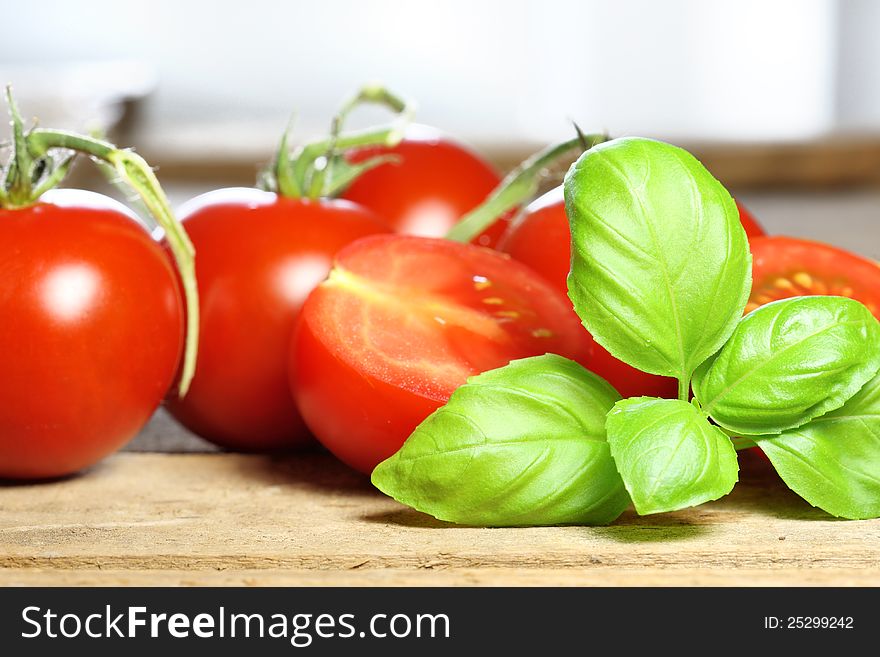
[372,137,880,525]
[565,137,751,393]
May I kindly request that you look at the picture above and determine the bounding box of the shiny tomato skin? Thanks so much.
[165,189,388,451]
[497,187,571,294]
[0,189,183,479]
[343,125,506,246]
[747,236,880,318]
[291,234,595,474]
[293,321,443,473]
[497,187,677,399]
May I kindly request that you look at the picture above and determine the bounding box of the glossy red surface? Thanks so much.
[0,189,183,479]
[291,234,595,473]
[166,189,388,450]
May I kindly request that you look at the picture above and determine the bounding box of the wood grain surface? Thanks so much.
[1,451,877,586]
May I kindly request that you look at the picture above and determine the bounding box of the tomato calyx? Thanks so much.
[259,84,416,200]
[445,128,609,244]
[0,88,75,210]
[0,86,200,397]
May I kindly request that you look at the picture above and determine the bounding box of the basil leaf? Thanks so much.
[693,296,880,436]
[605,397,738,515]
[564,137,750,382]
[757,371,880,520]
[371,354,630,526]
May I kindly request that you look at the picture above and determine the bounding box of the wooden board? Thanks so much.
[1,452,878,586]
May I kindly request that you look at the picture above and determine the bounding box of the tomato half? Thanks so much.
[0,189,183,479]
[343,124,507,246]
[290,234,594,473]
[165,189,388,451]
[748,236,880,317]
[497,187,677,399]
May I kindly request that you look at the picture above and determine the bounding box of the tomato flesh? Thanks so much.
[0,190,183,479]
[343,125,507,246]
[748,236,880,318]
[291,234,594,473]
[165,189,388,451]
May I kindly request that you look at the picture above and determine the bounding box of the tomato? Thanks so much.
[735,200,766,240]
[747,236,880,318]
[343,124,507,246]
[290,234,594,473]
[165,189,388,451]
[497,187,677,398]
[0,189,183,479]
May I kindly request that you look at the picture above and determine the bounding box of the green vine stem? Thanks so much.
[23,128,199,398]
[445,132,608,243]
[267,84,416,200]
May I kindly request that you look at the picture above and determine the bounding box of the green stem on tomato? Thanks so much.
[29,154,75,199]
[335,83,412,133]
[310,85,414,199]
[445,132,608,244]
[268,85,416,200]
[274,124,302,198]
[3,86,46,208]
[27,128,199,398]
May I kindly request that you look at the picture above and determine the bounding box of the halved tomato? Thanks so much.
[290,234,595,473]
[748,236,880,317]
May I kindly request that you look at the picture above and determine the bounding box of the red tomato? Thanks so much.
[291,234,595,473]
[735,200,766,240]
[343,124,507,246]
[165,189,388,451]
[747,236,880,318]
[497,187,677,399]
[0,189,183,479]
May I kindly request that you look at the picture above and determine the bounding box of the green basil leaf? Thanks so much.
[757,371,880,520]
[371,354,630,526]
[564,137,750,381]
[693,296,880,436]
[605,397,738,515]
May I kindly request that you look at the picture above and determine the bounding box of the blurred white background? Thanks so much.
[1,0,879,146]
